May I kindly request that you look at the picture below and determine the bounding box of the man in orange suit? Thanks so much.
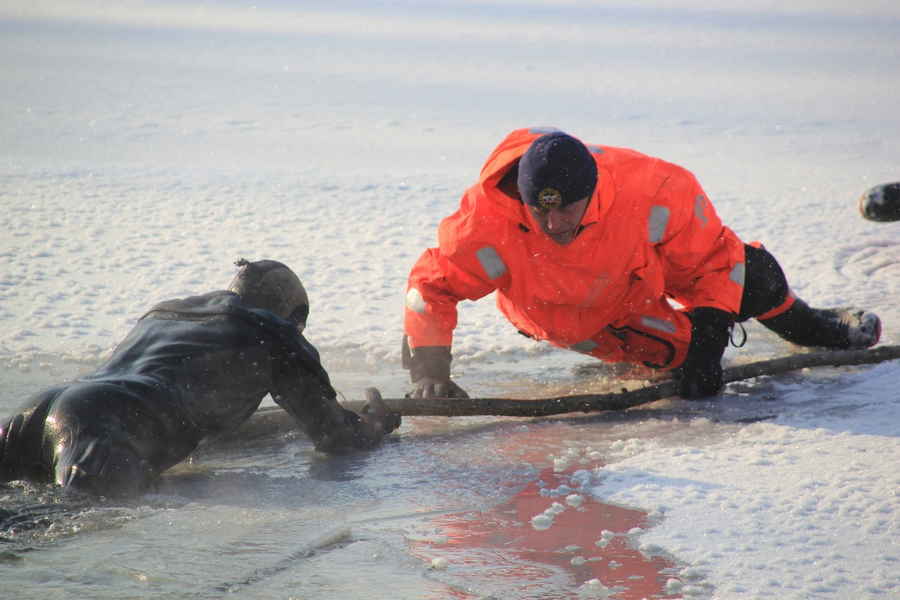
[402,128,881,399]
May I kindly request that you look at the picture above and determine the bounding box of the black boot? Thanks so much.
[759,299,881,349]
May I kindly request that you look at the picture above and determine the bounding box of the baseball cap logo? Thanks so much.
[537,187,562,210]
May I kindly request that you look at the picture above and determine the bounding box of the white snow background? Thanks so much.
[2,1,899,598]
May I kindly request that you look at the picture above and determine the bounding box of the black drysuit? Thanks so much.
[0,291,365,496]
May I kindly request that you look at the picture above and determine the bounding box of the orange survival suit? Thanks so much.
[404,127,748,370]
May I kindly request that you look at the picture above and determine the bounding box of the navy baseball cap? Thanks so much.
[517,132,598,209]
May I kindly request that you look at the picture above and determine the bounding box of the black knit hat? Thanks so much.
[517,132,597,209]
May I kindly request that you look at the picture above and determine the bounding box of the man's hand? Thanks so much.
[359,387,401,437]
[675,359,724,399]
[401,336,469,399]
[314,388,400,453]
[408,376,469,399]
[675,307,733,399]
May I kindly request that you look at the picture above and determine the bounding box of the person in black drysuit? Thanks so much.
[0,259,400,497]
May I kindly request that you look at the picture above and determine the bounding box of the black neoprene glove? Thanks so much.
[675,307,734,399]
[354,387,401,447]
[401,336,469,399]
[314,388,401,453]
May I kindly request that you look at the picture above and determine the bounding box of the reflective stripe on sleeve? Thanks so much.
[648,205,670,243]
[476,246,508,280]
[730,262,746,287]
[405,287,426,314]
[640,315,677,334]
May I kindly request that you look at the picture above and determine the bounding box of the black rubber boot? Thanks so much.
[759,300,881,349]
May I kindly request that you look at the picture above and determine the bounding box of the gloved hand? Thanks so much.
[317,388,401,452]
[356,387,401,441]
[408,376,470,399]
[675,307,734,399]
[402,336,469,399]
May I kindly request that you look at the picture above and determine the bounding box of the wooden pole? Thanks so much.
[341,344,900,417]
[237,345,900,433]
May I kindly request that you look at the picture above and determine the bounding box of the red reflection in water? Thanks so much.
[410,463,679,599]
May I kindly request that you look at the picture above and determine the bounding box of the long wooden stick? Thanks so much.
[235,345,900,434]
[340,344,900,417]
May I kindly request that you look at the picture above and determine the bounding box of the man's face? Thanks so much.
[527,195,591,245]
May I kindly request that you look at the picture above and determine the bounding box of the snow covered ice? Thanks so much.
[2,1,900,598]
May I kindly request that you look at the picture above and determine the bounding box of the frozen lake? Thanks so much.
[2,1,899,598]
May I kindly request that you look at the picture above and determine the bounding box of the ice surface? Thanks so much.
[2,1,899,598]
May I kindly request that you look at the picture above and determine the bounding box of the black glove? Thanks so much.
[315,388,400,453]
[356,387,401,443]
[675,307,733,399]
[401,336,469,399]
